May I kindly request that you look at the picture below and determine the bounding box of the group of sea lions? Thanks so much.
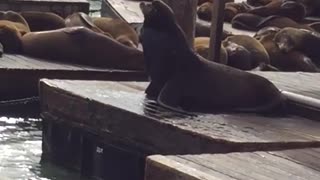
[140,0,286,115]
[194,0,320,72]
[0,11,144,70]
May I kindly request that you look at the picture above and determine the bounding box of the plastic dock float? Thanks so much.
[0,0,89,18]
[40,78,320,179]
[145,148,320,180]
[0,54,146,100]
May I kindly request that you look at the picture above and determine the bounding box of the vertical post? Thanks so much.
[208,0,226,61]
[162,0,198,47]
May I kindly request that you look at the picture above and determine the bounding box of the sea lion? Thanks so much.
[255,26,319,72]
[0,22,23,53]
[65,12,112,37]
[140,0,286,114]
[21,26,144,70]
[0,11,30,35]
[232,13,313,31]
[194,37,228,64]
[224,35,270,68]
[20,11,66,31]
[92,17,139,48]
[274,27,320,65]
[222,40,252,70]
[247,0,306,22]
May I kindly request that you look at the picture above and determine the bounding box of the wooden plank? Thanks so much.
[0,0,89,18]
[40,80,320,156]
[146,148,320,180]
[0,54,146,100]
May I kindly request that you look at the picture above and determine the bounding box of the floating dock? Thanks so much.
[0,0,89,17]
[0,54,146,100]
[39,72,320,180]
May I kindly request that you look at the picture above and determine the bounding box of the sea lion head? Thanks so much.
[254,26,280,41]
[140,0,177,32]
[274,27,302,53]
[0,23,22,53]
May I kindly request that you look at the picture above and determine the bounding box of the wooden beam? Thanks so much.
[208,0,226,61]
[162,0,198,47]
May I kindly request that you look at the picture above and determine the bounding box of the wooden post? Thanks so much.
[208,0,226,61]
[162,0,198,47]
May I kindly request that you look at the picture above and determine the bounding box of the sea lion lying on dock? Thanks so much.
[222,40,253,70]
[194,37,228,64]
[21,26,144,70]
[140,0,286,115]
[0,11,30,35]
[92,17,139,48]
[20,11,66,31]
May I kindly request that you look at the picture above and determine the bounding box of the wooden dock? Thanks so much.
[0,54,146,100]
[0,0,89,17]
[146,148,320,180]
[39,73,320,179]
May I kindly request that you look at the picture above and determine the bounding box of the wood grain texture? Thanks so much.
[146,148,320,180]
[40,80,320,155]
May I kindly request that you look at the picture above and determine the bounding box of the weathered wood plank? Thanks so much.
[0,54,146,100]
[146,148,320,180]
[40,80,320,155]
[0,0,89,18]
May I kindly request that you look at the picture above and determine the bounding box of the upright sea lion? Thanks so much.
[255,26,319,72]
[65,12,112,37]
[20,11,66,31]
[140,0,286,114]
[232,13,313,31]
[92,17,139,48]
[21,27,144,70]
[194,37,228,64]
[224,35,270,68]
[274,27,320,65]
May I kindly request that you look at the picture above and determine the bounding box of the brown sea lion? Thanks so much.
[0,11,30,35]
[65,12,112,37]
[255,26,319,72]
[232,13,313,31]
[0,22,23,53]
[140,0,286,115]
[248,0,306,22]
[194,37,228,64]
[92,17,139,48]
[224,35,270,68]
[222,40,253,70]
[274,27,320,65]
[21,26,144,70]
[20,11,66,31]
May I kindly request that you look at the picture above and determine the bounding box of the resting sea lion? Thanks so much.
[140,0,286,114]
[0,22,23,53]
[274,27,320,65]
[248,0,306,22]
[0,11,30,35]
[194,37,228,64]
[232,13,313,31]
[65,12,112,37]
[92,17,139,48]
[224,35,270,68]
[21,26,144,70]
[20,11,66,31]
[255,26,319,72]
[222,40,252,70]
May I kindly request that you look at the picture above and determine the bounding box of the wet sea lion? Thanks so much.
[194,37,228,64]
[21,26,144,70]
[20,11,66,31]
[224,35,270,68]
[65,12,112,37]
[140,0,286,114]
[222,40,252,70]
[92,17,139,48]
[255,26,319,72]
[248,0,306,22]
[274,27,320,65]
[232,13,313,31]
